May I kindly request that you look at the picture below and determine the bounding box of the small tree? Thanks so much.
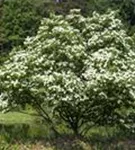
[0,10,135,135]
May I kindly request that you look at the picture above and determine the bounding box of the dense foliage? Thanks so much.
[0,0,42,52]
[113,0,135,25]
[0,10,135,135]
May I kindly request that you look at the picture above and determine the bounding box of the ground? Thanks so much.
[0,111,135,150]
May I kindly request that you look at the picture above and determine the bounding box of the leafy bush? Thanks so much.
[0,9,135,135]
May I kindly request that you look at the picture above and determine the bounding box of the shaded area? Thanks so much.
[0,123,135,149]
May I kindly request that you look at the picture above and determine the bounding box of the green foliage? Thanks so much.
[0,0,41,52]
[1,9,135,135]
[110,0,135,25]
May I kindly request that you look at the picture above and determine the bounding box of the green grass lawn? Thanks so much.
[0,111,37,124]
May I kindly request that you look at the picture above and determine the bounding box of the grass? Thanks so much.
[0,111,37,124]
[0,111,135,150]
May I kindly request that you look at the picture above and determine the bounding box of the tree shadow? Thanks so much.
[0,124,135,150]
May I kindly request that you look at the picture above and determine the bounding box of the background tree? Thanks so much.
[109,0,135,25]
[0,0,42,52]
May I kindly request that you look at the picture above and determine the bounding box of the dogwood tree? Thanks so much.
[0,9,135,135]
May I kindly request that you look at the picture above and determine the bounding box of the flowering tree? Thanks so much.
[0,10,135,135]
